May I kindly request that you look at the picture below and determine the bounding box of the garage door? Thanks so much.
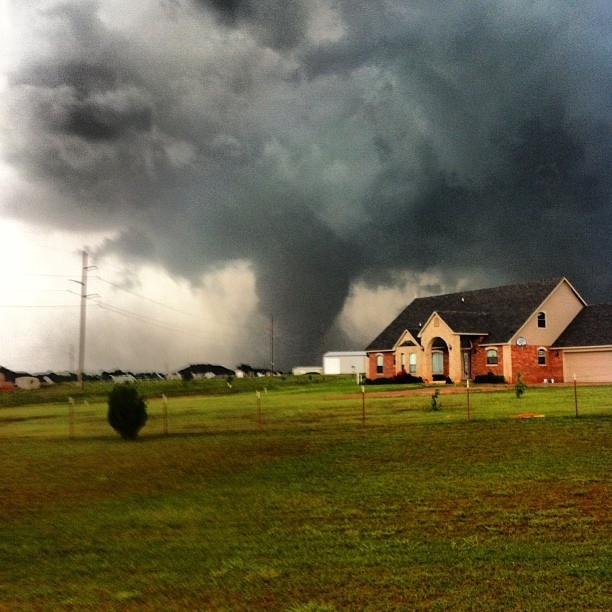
[564,351,612,383]
[323,357,340,375]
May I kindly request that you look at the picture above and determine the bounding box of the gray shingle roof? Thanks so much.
[552,304,612,347]
[365,278,566,351]
[433,310,493,334]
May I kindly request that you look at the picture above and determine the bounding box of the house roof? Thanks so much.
[365,277,568,351]
[427,310,493,335]
[0,365,30,383]
[552,303,612,348]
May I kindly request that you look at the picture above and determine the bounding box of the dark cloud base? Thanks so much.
[2,0,610,367]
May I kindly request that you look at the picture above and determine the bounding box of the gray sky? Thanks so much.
[1,0,610,372]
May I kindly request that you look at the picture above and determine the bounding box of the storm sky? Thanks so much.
[1,0,610,372]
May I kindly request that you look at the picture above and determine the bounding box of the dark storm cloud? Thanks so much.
[62,95,152,140]
[201,0,247,24]
[13,62,117,93]
[195,0,310,49]
[13,61,152,141]
[2,0,611,366]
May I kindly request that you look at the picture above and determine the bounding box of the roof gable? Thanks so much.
[365,277,568,351]
[395,329,420,349]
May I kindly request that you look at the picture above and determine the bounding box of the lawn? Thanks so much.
[0,379,610,610]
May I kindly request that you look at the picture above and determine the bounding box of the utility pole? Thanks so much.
[269,314,274,373]
[77,251,88,389]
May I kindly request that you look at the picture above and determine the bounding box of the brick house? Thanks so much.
[365,278,612,384]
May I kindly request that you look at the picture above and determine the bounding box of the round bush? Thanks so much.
[107,384,148,440]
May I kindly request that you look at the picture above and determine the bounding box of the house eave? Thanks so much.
[553,345,612,352]
[457,331,489,336]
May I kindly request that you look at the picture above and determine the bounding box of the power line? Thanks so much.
[96,301,273,367]
[96,302,238,340]
[94,273,263,333]
[89,256,201,295]
[95,276,203,320]
[19,273,75,278]
[6,254,276,362]
[0,304,77,308]
[7,288,72,293]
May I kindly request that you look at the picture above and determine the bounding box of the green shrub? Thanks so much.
[107,384,148,440]
[474,371,506,384]
[365,372,423,385]
[515,371,527,399]
[427,388,442,411]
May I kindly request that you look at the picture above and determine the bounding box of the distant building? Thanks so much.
[323,352,367,376]
[292,366,323,376]
[15,376,41,390]
[177,364,234,379]
[0,366,28,383]
[110,374,137,384]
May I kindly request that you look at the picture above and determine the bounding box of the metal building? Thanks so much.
[323,351,367,376]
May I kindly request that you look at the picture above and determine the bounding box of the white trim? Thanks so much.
[537,347,547,365]
[537,311,547,328]
[486,347,499,365]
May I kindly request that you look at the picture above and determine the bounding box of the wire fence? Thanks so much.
[0,383,609,440]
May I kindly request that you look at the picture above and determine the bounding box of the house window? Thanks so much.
[537,312,546,328]
[376,354,384,374]
[400,353,406,369]
[432,351,444,375]
[486,348,498,365]
[538,348,547,365]
[409,353,417,374]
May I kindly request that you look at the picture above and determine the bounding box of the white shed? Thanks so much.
[323,352,367,376]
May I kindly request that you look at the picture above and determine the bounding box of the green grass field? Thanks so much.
[0,378,610,610]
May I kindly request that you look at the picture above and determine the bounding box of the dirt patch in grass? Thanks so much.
[333,384,510,400]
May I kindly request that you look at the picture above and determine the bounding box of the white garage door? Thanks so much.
[323,357,341,375]
[564,351,612,383]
